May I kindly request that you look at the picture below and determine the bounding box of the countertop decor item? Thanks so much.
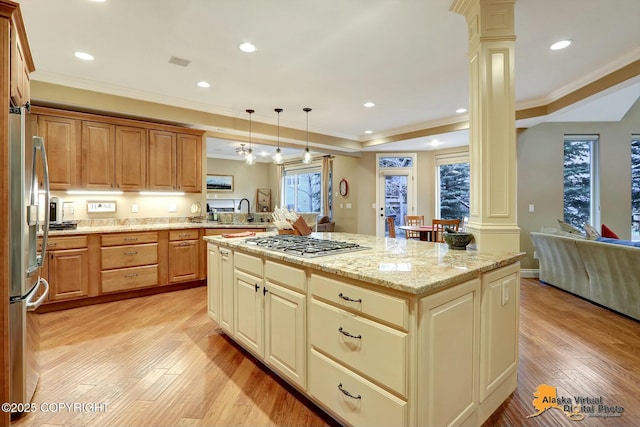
[443,229,473,250]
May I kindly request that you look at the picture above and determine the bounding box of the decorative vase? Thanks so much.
[443,231,474,250]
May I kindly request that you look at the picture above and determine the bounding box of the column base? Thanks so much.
[465,223,520,253]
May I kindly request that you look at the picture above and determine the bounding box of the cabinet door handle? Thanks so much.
[263,286,268,296]
[254,283,260,292]
[178,241,192,246]
[124,273,139,278]
[338,383,361,400]
[338,293,362,303]
[338,327,362,340]
[124,251,138,255]
[124,237,138,241]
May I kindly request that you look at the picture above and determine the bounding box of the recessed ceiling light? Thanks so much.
[364,102,375,108]
[260,151,269,157]
[455,108,467,114]
[197,81,211,88]
[429,140,442,147]
[239,42,257,53]
[364,130,373,134]
[88,0,107,2]
[550,40,572,50]
[74,51,94,61]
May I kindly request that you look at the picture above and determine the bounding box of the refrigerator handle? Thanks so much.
[25,277,49,311]
[33,136,50,268]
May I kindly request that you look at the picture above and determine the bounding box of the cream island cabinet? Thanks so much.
[204,233,524,427]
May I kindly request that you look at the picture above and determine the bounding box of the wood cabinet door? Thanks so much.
[37,115,81,190]
[10,25,30,106]
[168,240,199,283]
[47,248,89,301]
[148,130,176,190]
[115,126,147,191]
[234,269,264,357]
[176,133,202,193]
[264,282,306,389]
[207,244,221,323]
[82,121,115,189]
[219,248,234,334]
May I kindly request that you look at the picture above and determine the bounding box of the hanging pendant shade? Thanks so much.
[274,108,284,164]
[302,107,312,165]
[245,109,256,165]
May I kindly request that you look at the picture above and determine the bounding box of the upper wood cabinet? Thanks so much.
[148,130,177,191]
[115,126,147,191]
[37,115,81,191]
[177,133,202,193]
[81,121,115,190]
[30,106,204,193]
[9,17,34,107]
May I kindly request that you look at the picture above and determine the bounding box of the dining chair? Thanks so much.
[404,215,424,239]
[432,218,461,242]
[386,217,396,238]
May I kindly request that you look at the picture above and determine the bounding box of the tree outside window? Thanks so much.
[438,163,470,223]
[563,136,597,229]
[632,136,640,241]
[283,170,322,213]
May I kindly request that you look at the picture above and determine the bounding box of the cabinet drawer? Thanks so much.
[309,299,408,397]
[101,232,158,246]
[101,243,158,270]
[310,274,408,330]
[309,348,407,427]
[101,264,158,293]
[40,235,87,251]
[234,251,263,277]
[169,229,199,241]
[265,260,306,293]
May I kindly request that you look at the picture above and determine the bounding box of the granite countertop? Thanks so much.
[204,232,525,296]
[44,222,275,236]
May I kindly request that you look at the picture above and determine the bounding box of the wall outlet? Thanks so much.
[87,201,116,213]
[168,204,177,213]
[533,251,538,259]
[346,203,352,209]
[529,204,535,213]
[131,203,139,213]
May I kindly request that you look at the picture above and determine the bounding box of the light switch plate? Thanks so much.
[87,201,116,213]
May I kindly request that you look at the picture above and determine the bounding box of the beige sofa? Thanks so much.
[530,231,640,321]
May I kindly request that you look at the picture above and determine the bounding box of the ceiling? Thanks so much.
[17,0,640,162]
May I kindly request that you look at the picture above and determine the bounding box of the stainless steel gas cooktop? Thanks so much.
[243,235,369,258]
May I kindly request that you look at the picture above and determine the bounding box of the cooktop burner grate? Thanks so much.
[243,235,369,258]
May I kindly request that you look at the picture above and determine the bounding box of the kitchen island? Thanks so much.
[204,232,525,427]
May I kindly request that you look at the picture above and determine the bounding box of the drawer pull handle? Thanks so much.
[124,237,138,241]
[47,242,57,246]
[179,233,190,238]
[124,273,139,278]
[124,251,138,255]
[338,293,362,303]
[179,242,192,246]
[338,327,362,340]
[338,383,361,400]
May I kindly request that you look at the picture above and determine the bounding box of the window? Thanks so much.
[563,135,599,229]
[375,153,417,237]
[632,135,640,241]
[435,152,470,224]
[282,166,322,213]
[379,156,413,168]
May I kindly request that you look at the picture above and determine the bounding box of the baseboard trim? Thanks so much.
[520,269,539,279]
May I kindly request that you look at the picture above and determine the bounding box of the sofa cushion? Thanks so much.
[584,223,601,240]
[595,237,640,247]
[601,224,620,239]
[557,219,584,236]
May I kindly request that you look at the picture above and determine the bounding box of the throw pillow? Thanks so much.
[583,223,601,240]
[596,237,640,248]
[557,219,583,236]
[601,224,620,239]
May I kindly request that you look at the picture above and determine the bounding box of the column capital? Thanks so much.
[450,0,516,43]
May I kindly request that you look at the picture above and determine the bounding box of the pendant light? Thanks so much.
[302,107,312,165]
[273,108,284,164]
[245,109,256,165]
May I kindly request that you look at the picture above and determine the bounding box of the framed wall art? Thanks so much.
[206,174,234,192]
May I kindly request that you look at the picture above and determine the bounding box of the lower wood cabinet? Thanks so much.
[45,240,90,301]
[168,229,199,283]
[100,231,159,293]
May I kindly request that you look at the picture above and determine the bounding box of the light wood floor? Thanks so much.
[11,279,640,427]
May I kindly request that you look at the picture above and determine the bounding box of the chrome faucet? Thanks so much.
[238,198,254,222]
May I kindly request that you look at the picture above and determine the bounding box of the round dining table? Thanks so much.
[397,225,436,241]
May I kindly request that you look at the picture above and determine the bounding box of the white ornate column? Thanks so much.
[451,0,520,252]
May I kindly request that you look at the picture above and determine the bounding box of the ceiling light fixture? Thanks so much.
[197,81,210,88]
[74,51,94,61]
[239,42,257,53]
[302,107,313,165]
[364,102,375,108]
[236,143,248,156]
[245,109,256,165]
[274,108,284,165]
[550,40,572,50]
[455,108,467,114]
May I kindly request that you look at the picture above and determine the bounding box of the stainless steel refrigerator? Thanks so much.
[9,104,50,409]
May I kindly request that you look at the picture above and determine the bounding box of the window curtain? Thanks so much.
[322,156,333,217]
[276,164,284,208]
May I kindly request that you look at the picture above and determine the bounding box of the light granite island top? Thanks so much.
[204,231,525,296]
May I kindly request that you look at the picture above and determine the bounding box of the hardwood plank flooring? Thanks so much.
[11,279,640,426]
